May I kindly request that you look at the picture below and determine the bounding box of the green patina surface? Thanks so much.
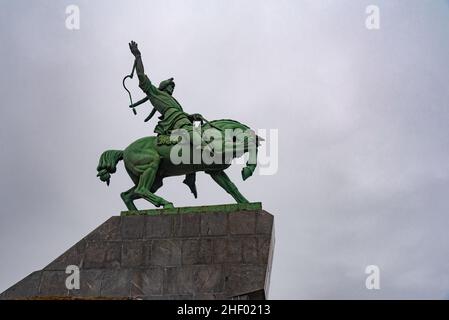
[121,202,262,216]
[157,135,181,145]
[97,41,262,211]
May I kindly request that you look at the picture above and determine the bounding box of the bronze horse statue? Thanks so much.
[97,120,261,210]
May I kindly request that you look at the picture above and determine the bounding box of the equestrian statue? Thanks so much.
[96,41,262,210]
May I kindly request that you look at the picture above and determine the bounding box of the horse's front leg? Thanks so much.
[206,170,249,204]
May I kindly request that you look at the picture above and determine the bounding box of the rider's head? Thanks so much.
[159,78,175,95]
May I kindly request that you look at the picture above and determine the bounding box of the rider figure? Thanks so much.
[129,41,209,198]
[129,41,204,149]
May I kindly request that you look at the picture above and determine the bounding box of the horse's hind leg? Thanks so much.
[206,170,249,204]
[135,163,174,208]
[121,186,139,211]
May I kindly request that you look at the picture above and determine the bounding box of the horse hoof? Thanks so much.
[163,203,174,209]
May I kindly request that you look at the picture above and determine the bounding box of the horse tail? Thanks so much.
[96,150,123,185]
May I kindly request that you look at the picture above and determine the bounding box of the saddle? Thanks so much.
[156,135,182,146]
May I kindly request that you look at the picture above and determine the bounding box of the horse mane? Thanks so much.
[206,119,250,131]
[206,119,263,146]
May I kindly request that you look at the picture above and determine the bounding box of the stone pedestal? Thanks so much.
[0,203,274,300]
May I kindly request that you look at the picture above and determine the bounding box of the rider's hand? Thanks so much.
[188,113,203,122]
[129,41,141,57]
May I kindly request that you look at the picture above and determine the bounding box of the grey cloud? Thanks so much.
[0,0,448,299]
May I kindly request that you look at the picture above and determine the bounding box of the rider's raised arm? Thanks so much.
[129,41,157,95]
[134,52,157,95]
[135,54,145,79]
[135,53,151,83]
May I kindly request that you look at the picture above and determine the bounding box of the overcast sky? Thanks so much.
[0,0,448,299]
